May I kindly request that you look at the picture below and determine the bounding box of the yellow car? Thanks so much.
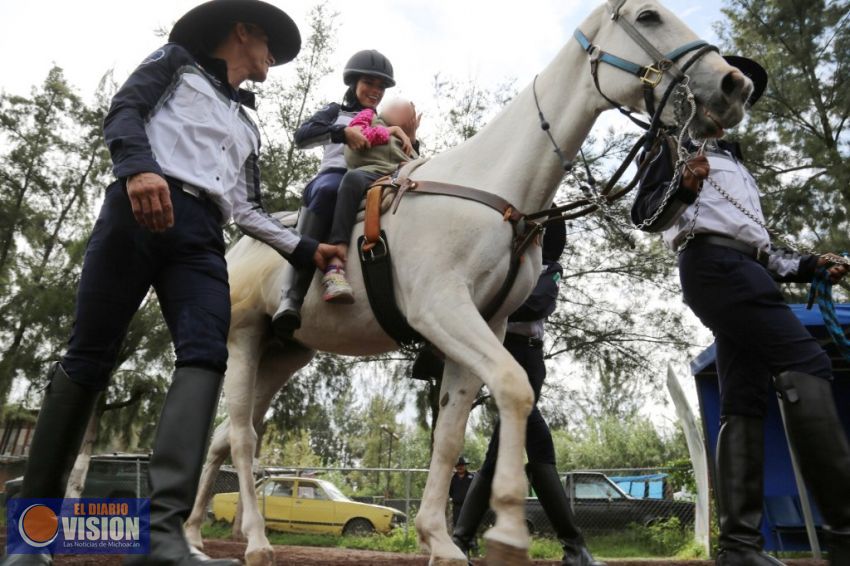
[212,476,407,535]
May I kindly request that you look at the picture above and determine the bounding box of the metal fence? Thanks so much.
[0,457,700,557]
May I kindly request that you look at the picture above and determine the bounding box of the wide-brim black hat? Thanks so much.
[169,0,301,66]
[456,456,468,466]
[723,55,767,107]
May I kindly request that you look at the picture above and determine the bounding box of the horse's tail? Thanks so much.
[226,209,297,313]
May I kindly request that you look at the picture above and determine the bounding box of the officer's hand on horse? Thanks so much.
[819,253,849,283]
[344,126,371,150]
[127,172,174,232]
[313,243,341,270]
[681,155,710,193]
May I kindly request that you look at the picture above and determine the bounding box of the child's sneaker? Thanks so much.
[322,265,354,304]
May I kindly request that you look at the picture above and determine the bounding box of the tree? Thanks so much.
[716,0,850,257]
[251,1,339,214]
[552,415,688,470]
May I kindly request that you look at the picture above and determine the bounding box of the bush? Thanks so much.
[636,516,693,556]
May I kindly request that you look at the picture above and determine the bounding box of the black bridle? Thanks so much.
[527,0,719,228]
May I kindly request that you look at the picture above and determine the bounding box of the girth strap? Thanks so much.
[397,179,524,223]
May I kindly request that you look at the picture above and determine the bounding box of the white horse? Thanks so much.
[185,1,751,563]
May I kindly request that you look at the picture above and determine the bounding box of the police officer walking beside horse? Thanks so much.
[2,1,339,565]
[632,55,850,565]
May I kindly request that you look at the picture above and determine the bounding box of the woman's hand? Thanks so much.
[344,126,371,150]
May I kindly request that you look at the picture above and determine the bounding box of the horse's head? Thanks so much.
[585,0,752,137]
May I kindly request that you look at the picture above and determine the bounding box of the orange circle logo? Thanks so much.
[18,504,59,548]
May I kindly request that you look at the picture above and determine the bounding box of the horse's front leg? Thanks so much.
[415,362,480,564]
[409,287,534,565]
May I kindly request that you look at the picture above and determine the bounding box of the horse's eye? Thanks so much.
[636,10,661,23]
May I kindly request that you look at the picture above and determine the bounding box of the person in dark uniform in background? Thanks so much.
[2,2,340,565]
[449,456,475,528]
[632,55,850,566]
[449,218,603,566]
[272,49,420,336]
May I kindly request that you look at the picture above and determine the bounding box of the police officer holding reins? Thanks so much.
[632,56,850,565]
[3,2,339,565]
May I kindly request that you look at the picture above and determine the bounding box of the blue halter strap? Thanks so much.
[573,28,709,87]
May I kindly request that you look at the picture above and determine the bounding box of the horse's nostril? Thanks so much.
[720,72,740,96]
[721,71,745,99]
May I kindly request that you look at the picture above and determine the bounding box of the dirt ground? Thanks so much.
[44,539,827,566]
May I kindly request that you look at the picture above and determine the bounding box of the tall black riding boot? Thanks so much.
[271,208,327,339]
[1,364,99,566]
[526,463,605,566]
[714,416,784,566]
[452,469,493,557]
[774,371,850,565]
[125,367,238,566]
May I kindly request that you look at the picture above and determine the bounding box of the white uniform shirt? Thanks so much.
[662,149,770,251]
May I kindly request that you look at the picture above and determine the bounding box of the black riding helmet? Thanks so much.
[343,49,395,87]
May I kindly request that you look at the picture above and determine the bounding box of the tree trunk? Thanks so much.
[64,408,100,499]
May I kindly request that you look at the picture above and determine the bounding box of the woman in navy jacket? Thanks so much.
[273,49,416,336]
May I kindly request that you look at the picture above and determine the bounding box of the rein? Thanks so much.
[525,3,718,228]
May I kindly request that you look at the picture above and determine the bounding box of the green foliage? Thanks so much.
[717,0,850,260]
[552,415,688,470]
[664,456,697,495]
[201,521,420,553]
[637,516,692,555]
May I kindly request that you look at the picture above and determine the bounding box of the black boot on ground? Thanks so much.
[1,363,99,566]
[451,469,493,558]
[124,367,239,566]
[714,415,785,566]
[774,371,850,566]
[271,208,326,339]
[526,463,605,566]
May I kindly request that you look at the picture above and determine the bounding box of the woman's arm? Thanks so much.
[294,103,346,149]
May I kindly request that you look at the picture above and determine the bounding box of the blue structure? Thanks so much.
[610,473,668,499]
[691,303,850,551]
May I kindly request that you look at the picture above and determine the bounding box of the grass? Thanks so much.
[201,520,421,554]
[201,518,706,560]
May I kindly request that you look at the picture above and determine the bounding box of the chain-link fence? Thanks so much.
[0,457,699,557]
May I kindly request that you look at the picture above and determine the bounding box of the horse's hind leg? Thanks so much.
[414,361,481,565]
[185,418,232,549]
[230,338,315,566]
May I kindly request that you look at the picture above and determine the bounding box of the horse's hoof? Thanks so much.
[483,538,530,566]
[245,546,274,566]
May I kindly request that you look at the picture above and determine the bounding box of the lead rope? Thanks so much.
[807,257,850,362]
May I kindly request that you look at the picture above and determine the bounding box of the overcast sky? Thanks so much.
[1,0,724,111]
